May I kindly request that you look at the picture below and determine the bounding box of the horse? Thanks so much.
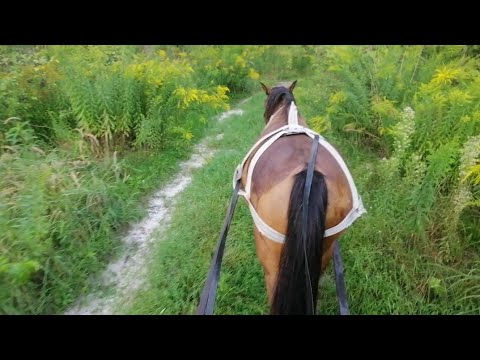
[234,81,366,314]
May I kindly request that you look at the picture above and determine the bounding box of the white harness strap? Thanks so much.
[288,101,299,126]
[233,102,366,243]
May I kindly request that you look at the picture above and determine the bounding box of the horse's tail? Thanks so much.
[271,168,328,315]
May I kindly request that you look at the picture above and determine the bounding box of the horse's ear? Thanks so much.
[289,80,297,92]
[260,82,270,95]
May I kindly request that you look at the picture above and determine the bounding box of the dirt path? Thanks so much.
[65,102,247,315]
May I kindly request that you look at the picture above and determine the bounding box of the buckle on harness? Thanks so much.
[233,165,242,189]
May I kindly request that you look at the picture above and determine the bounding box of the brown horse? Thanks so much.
[235,81,365,314]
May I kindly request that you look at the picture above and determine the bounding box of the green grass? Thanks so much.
[123,94,268,315]
[3,45,479,315]
[125,90,480,315]
[0,99,235,315]
[0,141,196,315]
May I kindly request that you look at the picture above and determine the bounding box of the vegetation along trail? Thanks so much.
[2,45,479,315]
[66,104,247,314]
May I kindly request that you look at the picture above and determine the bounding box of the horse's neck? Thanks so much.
[262,104,307,136]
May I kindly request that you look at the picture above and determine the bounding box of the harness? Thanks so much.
[233,102,366,243]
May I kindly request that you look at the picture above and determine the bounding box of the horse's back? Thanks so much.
[249,133,353,231]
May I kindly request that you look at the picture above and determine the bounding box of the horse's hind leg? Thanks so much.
[253,226,283,306]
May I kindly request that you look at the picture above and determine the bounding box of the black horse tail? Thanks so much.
[271,168,328,315]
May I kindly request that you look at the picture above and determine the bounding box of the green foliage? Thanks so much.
[124,95,268,315]
[296,45,480,294]
[0,45,264,314]
[2,45,479,314]
[0,131,200,314]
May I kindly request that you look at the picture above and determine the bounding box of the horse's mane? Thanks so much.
[264,86,295,122]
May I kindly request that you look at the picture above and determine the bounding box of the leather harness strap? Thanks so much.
[302,134,320,315]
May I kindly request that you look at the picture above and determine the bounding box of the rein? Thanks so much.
[302,134,320,315]
[333,241,350,315]
[196,180,241,315]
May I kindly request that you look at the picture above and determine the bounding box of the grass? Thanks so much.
[0,99,232,315]
[123,94,268,315]
[0,140,198,315]
[3,45,479,315]
[124,90,480,315]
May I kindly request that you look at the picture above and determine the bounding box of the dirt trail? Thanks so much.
[65,102,247,315]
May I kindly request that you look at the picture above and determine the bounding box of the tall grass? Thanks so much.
[2,45,478,314]
[296,45,480,312]
[0,45,314,314]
